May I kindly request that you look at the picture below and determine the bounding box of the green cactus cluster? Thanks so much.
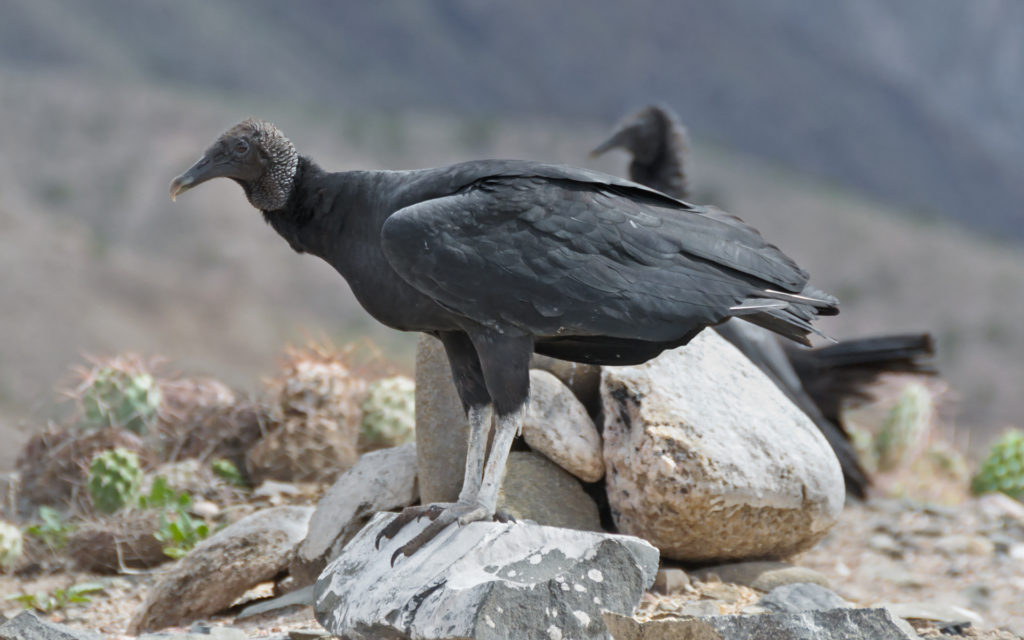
[87,448,144,513]
[874,383,933,472]
[0,520,23,570]
[360,375,415,449]
[80,365,162,434]
[971,429,1024,500]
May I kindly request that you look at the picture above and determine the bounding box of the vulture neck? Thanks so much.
[630,130,689,201]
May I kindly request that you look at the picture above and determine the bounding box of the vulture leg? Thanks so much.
[380,331,532,562]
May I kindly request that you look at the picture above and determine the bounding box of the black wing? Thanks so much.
[380,171,817,342]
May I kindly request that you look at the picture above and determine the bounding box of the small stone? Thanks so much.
[674,600,723,617]
[522,370,604,482]
[868,533,903,557]
[757,583,851,613]
[314,512,658,640]
[690,561,830,592]
[191,500,220,518]
[934,534,995,556]
[0,612,102,640]
[530,355,603,418]
[652,567,691,594]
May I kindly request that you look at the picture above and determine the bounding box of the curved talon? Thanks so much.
[493,510,517,524]
[375,503,447,549]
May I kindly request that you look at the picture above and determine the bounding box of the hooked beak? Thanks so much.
[169,152,227,201]
[589,126,634,158]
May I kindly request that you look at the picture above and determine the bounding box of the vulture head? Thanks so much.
[590,104,684,165]
[170,118,298,211]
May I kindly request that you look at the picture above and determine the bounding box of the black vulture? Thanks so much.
[170,118,838,559]
[592,104,936,498]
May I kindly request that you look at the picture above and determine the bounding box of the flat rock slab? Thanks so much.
[315,512,659,640]
[755,583,851,613]
[292,443,419,584]
[604,608,918,640]
[129,505,314,633]
[0,612,102,640]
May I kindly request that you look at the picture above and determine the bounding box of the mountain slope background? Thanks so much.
[1,2,1022,468]
[1,0,1021,238]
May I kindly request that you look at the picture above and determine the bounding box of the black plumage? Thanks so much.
[170,117,838,557]
[593,104,937,498]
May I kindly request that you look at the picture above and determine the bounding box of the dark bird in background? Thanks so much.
[170,118,838,559]
[592,104,936,498]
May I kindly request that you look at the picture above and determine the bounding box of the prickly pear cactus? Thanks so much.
[88,448,144,513]
[972,429,1024,500]
[78,359,162,434]
[0,520,23,570]
[360,375,415,450]
[875,383,933,472]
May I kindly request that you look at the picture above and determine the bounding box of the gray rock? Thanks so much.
[314,511,658,640]
[757,583,851,613]
[286,630,329,640]
[601,330,845,562]
[604,608,918,640]
[522,370,604,482]
[292,443,419,584]
[128,506,314,633]
[415,334,469,503]
[0,612,102,640]
[498,451,602,532]
[530,355,603,419]
[691,561,830,592]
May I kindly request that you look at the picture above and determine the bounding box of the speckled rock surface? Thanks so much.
[498,451,602,532]
[522,370,604,482]
[601,329,845,562]
[314,512,658,640]
[128,506,314,633]
[414,334,469,504]
[291,443,419,585]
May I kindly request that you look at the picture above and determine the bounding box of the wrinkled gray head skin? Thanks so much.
[591,104,686,164]
[169,118,299,212]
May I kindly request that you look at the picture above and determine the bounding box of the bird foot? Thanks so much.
[375,502,515,565]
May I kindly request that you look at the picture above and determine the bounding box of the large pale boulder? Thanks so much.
[522,370,604,482]
[314,512,658,640]
[602,329,845,562]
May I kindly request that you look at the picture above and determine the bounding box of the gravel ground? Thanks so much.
[2,494,1022,638]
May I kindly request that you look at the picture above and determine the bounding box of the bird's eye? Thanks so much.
[235,140,250,155]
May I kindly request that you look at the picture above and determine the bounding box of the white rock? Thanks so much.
[314,512,659,640]
[523,370,604,482]
[602,329,845,562]
[292,443,418,584]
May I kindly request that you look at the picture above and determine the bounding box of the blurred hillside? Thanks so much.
[1,0,1022,239]
[1,2,1022,469]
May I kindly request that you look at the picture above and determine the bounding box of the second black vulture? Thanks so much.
[169,118,838,559]
[592,104,936,498]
